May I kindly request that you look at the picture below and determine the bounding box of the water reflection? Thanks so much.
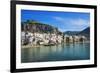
[21,42,90,63]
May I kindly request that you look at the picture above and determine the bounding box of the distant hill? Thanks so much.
[64,31,79,36]
[78,27,90,38]
[79,27,90,35]
[64,27,90,38]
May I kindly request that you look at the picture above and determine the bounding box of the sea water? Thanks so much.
[21,42,90,63]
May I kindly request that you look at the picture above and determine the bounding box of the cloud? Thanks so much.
[53,16,89,26]
[70,18,89,26]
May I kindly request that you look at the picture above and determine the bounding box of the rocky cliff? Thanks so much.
[21,20,62,34]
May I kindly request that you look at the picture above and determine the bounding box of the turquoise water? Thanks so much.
[21,42,90,63]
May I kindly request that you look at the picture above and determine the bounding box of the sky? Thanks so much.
[21,10,90,32]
